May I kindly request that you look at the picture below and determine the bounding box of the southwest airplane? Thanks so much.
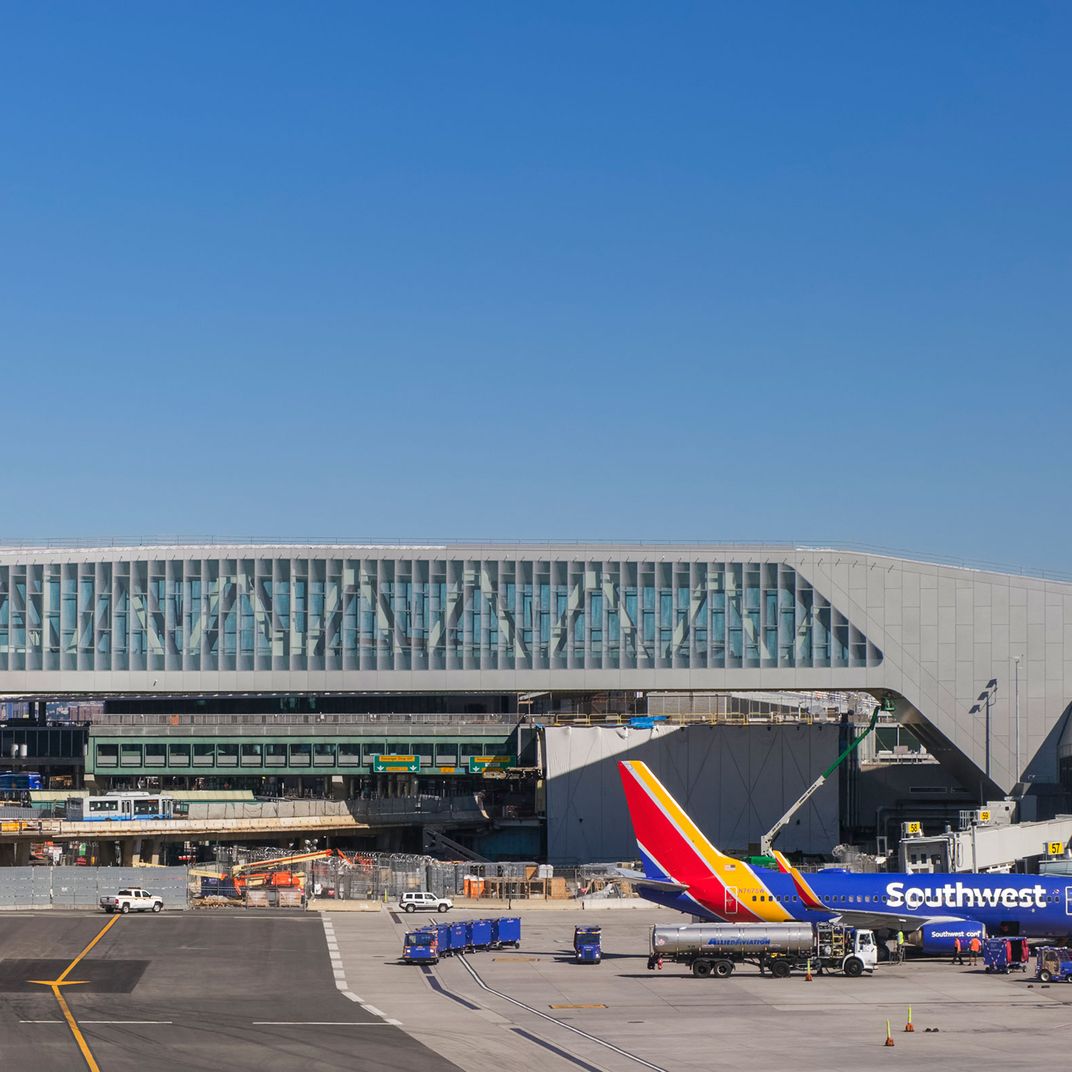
[619,759,1072,950]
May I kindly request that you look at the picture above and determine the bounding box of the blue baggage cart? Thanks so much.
[493,916,521,948]
[433,923,455,956]
[402,928,439,964]
[468,919,494,950]
[983,937,1011,973]
[450,921,468,950]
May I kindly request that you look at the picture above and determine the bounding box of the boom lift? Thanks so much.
[197,848,356,896]
[758,697,895,857]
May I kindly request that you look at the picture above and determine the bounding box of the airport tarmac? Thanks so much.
[330,904,1072,1072]
[0,911,460,1071]
[2,904,1071,1071]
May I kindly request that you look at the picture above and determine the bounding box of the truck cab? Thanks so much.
[574,925,602,964]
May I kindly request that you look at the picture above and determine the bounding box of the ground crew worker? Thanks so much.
[896,930,905,963]
[969,935,981,966]
[953,937,964,965]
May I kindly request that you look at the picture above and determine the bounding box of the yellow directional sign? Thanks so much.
[978,809,992,823]
[1046,841,1064,856]
[904,821,922,836]
[468,755,513,774]
[372,754,420,773]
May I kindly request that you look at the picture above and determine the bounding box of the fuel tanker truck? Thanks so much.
[648,922,878,979]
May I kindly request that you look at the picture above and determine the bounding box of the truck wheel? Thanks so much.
[843,956,864,978]
[438,903,449,913]
[405,904,416,913]
[770,960,791,979]
[152,902,163,913]
[120,903,130,914]
[692,960,713,978]
[713,960,734,979]
[1039,969,1053,982]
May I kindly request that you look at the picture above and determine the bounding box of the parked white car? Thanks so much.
[399,891,453,913]
[100,887,164,914]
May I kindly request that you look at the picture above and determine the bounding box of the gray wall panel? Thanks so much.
[543,724,840,865]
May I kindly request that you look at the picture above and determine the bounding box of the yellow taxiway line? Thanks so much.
[28,913,122,1072]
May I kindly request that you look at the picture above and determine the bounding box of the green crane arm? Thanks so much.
[759,700,891,857]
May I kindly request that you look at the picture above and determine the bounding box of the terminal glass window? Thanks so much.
[241,743,263,767]
[0,552,883,676]
[217,743,239,768]
[169,743,190,767]
[96,744,118,768]
[120,744,142,767]
[265,743,287,767]
[193,743,215,767]
[144,742,166,766]
[289,742,311,767]
[313,743,336,767]
[362,742,386,763]
[338,742,361,766]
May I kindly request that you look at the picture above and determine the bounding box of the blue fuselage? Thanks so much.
[641,869,1072,938]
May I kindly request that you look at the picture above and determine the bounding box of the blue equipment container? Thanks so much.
[468,919,494,950]
[433,923,455,956]
[574,925,602,964]
[493,916,522,948]
[983,937,1029,974]
[402,928,439,963]
[200,876,240,898]
[450,921,468,950]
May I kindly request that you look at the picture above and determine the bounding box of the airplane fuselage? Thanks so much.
[640,869,1072,939]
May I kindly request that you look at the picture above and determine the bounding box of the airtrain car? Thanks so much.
[66,792,189,821]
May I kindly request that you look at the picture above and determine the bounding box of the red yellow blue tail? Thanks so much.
[618,760,794,923]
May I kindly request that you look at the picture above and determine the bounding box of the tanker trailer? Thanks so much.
[648,922,876,979]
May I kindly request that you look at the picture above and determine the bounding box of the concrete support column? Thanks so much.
[0,843,15,866]
[149,839,163,866]
[329,775,346,801]
[120,839,138,867]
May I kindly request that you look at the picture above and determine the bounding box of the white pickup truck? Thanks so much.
[99,887,164,914]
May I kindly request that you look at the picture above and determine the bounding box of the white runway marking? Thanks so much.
[319,915,403,1026]
[251,1021,395,1026]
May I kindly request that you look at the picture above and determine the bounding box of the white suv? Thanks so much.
[399,891,453,913]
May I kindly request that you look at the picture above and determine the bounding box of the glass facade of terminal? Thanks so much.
[0,554,881,673]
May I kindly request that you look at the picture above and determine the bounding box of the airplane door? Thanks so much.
[1065,887,1072,916]
[726,887,738,915]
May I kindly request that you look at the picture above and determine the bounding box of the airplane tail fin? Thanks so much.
[618,760,731,886]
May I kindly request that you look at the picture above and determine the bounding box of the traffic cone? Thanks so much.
[904,1006,914,1032]
[884,1020,895,1047]
[805,958,813,982]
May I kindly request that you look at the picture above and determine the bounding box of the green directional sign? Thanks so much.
[467,755,514,774]
[373,754,420,773]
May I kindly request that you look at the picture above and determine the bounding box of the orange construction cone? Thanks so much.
[904,1006,914,1032]
[805,958,813,982]
[884,1020,895,1047]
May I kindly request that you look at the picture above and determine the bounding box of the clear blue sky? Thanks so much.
[1,3,1069,571]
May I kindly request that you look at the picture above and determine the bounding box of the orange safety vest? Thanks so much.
[970,937,981,953]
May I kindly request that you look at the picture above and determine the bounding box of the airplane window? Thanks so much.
[793,895,798,901]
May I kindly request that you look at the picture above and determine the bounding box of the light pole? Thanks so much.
[1014,654,1022,783]
[969,677,998,781]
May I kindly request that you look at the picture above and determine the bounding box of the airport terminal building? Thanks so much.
[1,542,1070,859]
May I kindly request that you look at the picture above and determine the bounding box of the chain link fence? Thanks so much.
[0,866,189,909]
